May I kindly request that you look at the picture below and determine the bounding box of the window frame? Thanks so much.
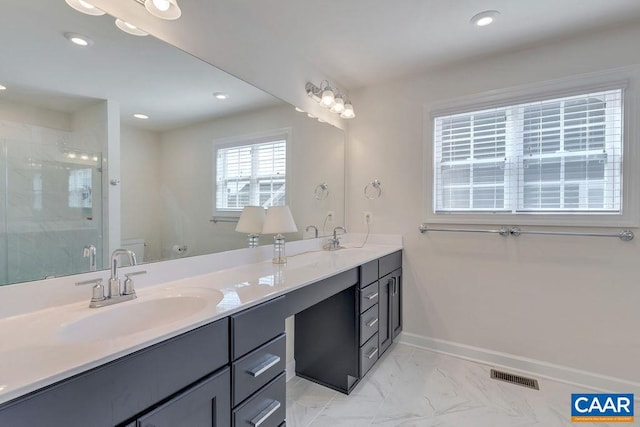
[424,67,640,227]
[213,128,292,218]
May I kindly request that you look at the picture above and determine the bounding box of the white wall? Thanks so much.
[120,126,163,262]
[347,23,640,387]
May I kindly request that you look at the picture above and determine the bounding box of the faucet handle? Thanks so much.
[76,278,106,304]
[123,270,147,295]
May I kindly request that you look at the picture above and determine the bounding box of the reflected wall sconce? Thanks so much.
[306,80,355,119]
[262,206,298,264]
[65,0,182,38]
[235,206,265,248]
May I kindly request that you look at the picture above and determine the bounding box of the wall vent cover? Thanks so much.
[490,369,539,390]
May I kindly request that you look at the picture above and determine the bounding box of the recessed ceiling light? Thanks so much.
[471,10,500,27]
[295,107,305,113]
[68,152,77,159]
[0,84,6,91]
[307,113,316,119]
[65,0,106,16]
[213,92,229,100]
[133,113,149,119]
[64,32,93,47]
[115,19,149,36]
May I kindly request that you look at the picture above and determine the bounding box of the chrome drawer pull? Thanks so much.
[248,354,281,378]
[365,292,379,300]
[366,347,379,360]
[366,318,379,328]
[250,400,281,427]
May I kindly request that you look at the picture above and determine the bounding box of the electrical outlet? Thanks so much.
[327,211,335,222]
[364,211,373,225]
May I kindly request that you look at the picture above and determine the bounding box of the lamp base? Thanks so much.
[247,234,260,248]
[272,234,287,264]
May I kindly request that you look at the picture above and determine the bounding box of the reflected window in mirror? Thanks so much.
[214,129,289,215]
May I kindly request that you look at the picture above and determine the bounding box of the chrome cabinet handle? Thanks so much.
[366,318,379,328]
[391,277,397,296]
[366,347,379,359]
[248,354,281,378]
[250,400,281,427]
[365,292,379,300]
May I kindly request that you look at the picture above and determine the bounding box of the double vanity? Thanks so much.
[0,237,402,426]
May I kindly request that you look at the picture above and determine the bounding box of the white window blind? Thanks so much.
[215,139,286,212]
[433,89,623,214]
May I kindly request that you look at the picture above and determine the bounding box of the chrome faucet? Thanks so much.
[109,249,137,299]
[83,244,97,272]
[305,225,319,238]
[76,249,145,308]
[327,226,347,250]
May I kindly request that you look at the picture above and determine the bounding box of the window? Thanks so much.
[215,132,288,214]
[433,89,623,215]
[68,168,93,208]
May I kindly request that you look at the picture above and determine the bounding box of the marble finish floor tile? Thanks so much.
[286,343,618,427]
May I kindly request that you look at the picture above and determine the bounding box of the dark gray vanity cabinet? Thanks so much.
[378,251,402,356]
[0,319,230,427]
[230,296,287,427]
[134,368,231,427]
[293,251,402,395]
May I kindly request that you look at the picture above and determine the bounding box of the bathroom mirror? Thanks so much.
[0,0,345,286]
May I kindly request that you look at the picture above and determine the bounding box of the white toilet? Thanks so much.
[121,238,145,265]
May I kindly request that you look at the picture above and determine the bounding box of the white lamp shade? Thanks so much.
[340,102,355,119]
[262,206,298,234]
[145,0,182,20]
[115,19,149,36]
[235,206,265,234]
[65,0,106,16]
[330,96,345,113]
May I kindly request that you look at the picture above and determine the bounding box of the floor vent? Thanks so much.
[490,369,539,390]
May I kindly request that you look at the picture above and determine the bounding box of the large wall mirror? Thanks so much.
[0,1,345,286]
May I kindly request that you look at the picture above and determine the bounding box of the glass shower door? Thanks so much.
[1,137,103,285]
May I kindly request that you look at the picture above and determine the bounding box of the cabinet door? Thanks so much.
[137,367,230,427]
[391,270,402,339]
[378,274,392,356]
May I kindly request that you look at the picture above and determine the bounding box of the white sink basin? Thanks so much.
[58,288,223,342]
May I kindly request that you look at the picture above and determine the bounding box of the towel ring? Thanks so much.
[314,182,329,200]
[364,179,382,200]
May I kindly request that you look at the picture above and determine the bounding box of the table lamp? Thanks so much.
[235,206,266,248]
[262,205,298,264]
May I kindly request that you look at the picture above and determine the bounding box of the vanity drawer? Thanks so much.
[233,372,286,427]
[360,304,379,345]
[360,281,379,313]
[379,251,402,278]
[360,333,379,377]
[233,333,286,406]
[360,260,378,288]
[231,296,286,360]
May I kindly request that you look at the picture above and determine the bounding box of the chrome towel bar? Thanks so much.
[418,224,634,241]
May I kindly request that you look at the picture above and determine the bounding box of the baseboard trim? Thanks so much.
[397,332,640,397]
[286,359,296,382]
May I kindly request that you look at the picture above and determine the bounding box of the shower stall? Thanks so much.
[0,120,104,286]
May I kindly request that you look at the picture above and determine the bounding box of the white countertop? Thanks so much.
[0,237,401,405]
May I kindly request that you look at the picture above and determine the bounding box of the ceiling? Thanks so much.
[231,0,640,89]
[0,1,281,131]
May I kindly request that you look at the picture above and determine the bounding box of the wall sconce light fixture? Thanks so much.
[65,0,181,38]
[306,80,355,119]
